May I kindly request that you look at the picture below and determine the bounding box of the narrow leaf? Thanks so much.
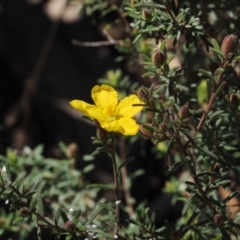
[215,81,226,97]
[37,226,42,240]
[118,157,135,171]
[182,192,194,215]
[60,210,69,223]
[70,233,79,240]
[36,193,44,216]
[211,38,221,51]
[97,202,115,213]
[199,69,215,82]
[186,210,200,225]
[55,205,62,226]
[222,191,239,204]
[195,145,218,160]
[86,184,113,191]
[86,206,104,225]
[73,209,82,222]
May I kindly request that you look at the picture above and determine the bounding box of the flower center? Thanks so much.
[106,105,116,122]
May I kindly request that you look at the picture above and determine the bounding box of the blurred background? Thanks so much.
[1,0,240,239]
[0,0,179,235]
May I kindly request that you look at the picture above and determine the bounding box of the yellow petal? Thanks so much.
[116,95,143,118]
[99,117,139,135]
[70,100,104,120]
[91,85,118,109]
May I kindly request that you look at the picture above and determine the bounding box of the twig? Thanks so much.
[159,0,176,23]
[109,135,120,235]
[72,39,120,47]
[184,71,225,150]
[119,136,134,218]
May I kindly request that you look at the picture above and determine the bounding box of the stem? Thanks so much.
[33,211,64,232]
[192,176,213,209]
[184,71,225,149]
[109,135,120,235]
[159,0,176,23]
[8,185,66,232]
[119,137,134,218]
[175,135,213,209]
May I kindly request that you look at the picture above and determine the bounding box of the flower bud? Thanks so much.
[96,127,108,141]
[171,230,181,240]
[230,93,238,109]
[209,163,220,173]
[152,49,166,67]
[159,123,167,133]
[66,143,78,158]
[131,0,137,7]
[179,104,189,120]
[19,207,30,217]
[139,123,155,139]
[137,86,149,103]
[213,213,224,226]
[209,163,220,184]
[142,8,152,20]
[221,34,238,57]
[65,220,76,232]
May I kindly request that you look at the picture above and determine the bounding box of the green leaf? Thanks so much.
[176,8,189,22]
[86,184,113,191]
[215,67,225,75]
[199,69,215,82]
[222,191,239,204]
[211,38,221,51]
[195,145,218,160]
[165,55,175,65]
[97,202,115,213]
[86,206,104,225]
[70,233,79,240]
[61,209,69,223]
[29,195,36,211]
[36,193,44,216]
[37,226,42,240]
[58,142,67,155]
[197,171,218,177]
[219,227,231,240]
[142,72,156,78]
[55,205,62,226]
[185,181,196,186]
[179,129,195,146]
[210,47,224,59]
[30,179,42,191]
[164,220,172,231]
[160,40,166,52]
[133,34,141,44]
[12,216,23,224]
[73,209,81,222]
[140,54,152,62]
[128,218,139,225]
[3,164,11,181]
[91,146,109,156]
[206,110,224,125]
[25,190,38,199]
[82,164,94,174]
[186,160,196,176]
[214,81,226,97]
[155,9,172,19]
[186,210,200,226]
[118,157,135,171]
[182,192,195,215]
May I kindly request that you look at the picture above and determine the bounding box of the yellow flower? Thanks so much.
[70,84,144,135]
